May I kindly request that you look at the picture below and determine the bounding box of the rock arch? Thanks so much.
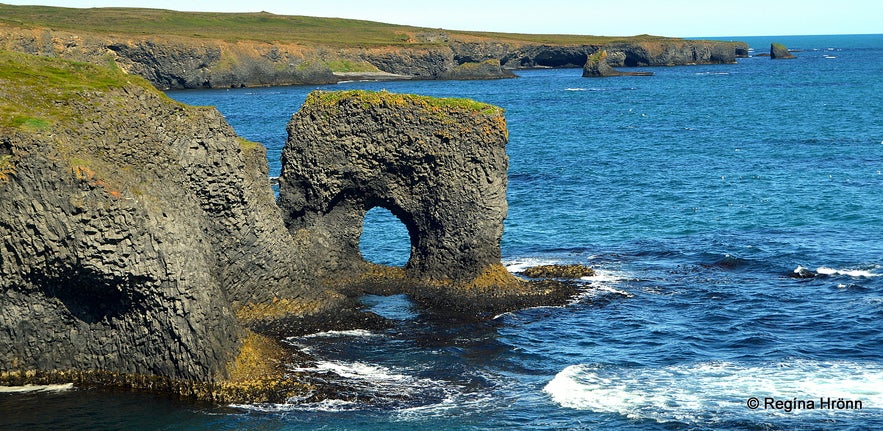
[279,90,509,282]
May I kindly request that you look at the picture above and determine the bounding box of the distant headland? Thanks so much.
[0,4,748,89]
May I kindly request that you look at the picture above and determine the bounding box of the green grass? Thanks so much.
[324,60,381,73]
[0,4,684,47]
[0,50,132,130]
[308,90,502,116]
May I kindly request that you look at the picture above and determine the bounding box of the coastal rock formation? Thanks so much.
[1,51,577,397]
[583,50,654,77]
[0,51,330,395]
[0,5,747,89]
[279,90,575,314]
[603,40,738,67]
[770,43,796,59]
[279,90,509,282]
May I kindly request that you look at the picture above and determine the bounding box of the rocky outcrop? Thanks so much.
[0,27,338,89]
[583,50,653,77]
[770,43,796,59]
[603,40,738,67]
[280,90,509,282]
[0,51,332,397]
[0,52,578,397]
[279,90,575,314]
[0,20,746,89]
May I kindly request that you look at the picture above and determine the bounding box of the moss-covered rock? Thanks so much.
[0,50,329,401]
[770,42,796,59]
[519,264,596,279]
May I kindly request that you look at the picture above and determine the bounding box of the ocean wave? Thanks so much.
[0,383,74,393]
[272,360,454,412]
[544,360,883,423]
[503,257,562,273]
[794,265,881,278]
[816,266,880,278]
[298,329,380,339]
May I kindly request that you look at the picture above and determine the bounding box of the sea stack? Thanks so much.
[770,43,796,59]
[583,50,653,77]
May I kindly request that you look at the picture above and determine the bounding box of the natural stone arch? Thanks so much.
[279,90,510,283]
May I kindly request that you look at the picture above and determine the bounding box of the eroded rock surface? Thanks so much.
[279,90,509,282]
[0,51,322,392]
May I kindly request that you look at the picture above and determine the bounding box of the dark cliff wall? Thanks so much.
[0,25,744,89]
[602,40,738,66]
[0,52,316,385]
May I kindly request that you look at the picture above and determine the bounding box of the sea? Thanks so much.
[2,34,882,430]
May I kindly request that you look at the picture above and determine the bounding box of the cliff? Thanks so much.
[0,51,576,398]
[0,5,746,89]
[583,50,653,77]
[0,50,343,400]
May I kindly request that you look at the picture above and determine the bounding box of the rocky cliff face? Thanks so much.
[0,51,324,393]
[0,24,745,89]
[602,40,738,67]
[583,50,653,77]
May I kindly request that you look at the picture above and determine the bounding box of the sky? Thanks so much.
[2,0,881,37]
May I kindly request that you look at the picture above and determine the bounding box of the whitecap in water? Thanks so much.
[0,383,74,393]
[544,360,883,423]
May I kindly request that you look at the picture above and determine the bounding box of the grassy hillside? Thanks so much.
[0,3,676,47]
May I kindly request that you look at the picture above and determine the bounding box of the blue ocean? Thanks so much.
[3,34,882,430]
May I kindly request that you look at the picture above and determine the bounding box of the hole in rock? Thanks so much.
[359,206,411,267]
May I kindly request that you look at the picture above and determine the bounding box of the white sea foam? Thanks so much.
[0,383,73,393]
[298,329,379,339]
[815,266,880,278]
[503,257,561,273]
[544,360,883,423]
[289,360,413,382]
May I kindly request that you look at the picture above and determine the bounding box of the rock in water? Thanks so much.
[0,51,323,398]
[280,90,509,282]
[583,50,653,77]
[279,90,576,316]
[770,43,796,59]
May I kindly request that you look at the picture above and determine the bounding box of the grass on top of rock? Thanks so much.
[307,90,503,116]
[0,4,689,48]
[0,50,134,131]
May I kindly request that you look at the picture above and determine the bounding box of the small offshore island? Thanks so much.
[1,4,749,403]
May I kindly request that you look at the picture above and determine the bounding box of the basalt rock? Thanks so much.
[583,50,653,77]
[0,51,579,399]
[279,90,574,315]
[0,19,746,89]
[603,40,738,67]
[770,43,796,59]
[0,51,331,398]
[280,90,509,282]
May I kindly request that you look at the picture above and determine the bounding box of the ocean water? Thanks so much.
[3,34,883,430]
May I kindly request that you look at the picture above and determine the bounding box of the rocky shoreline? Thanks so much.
[0,51,581,402]
[0,17,746,89]
[0,5,749,404]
